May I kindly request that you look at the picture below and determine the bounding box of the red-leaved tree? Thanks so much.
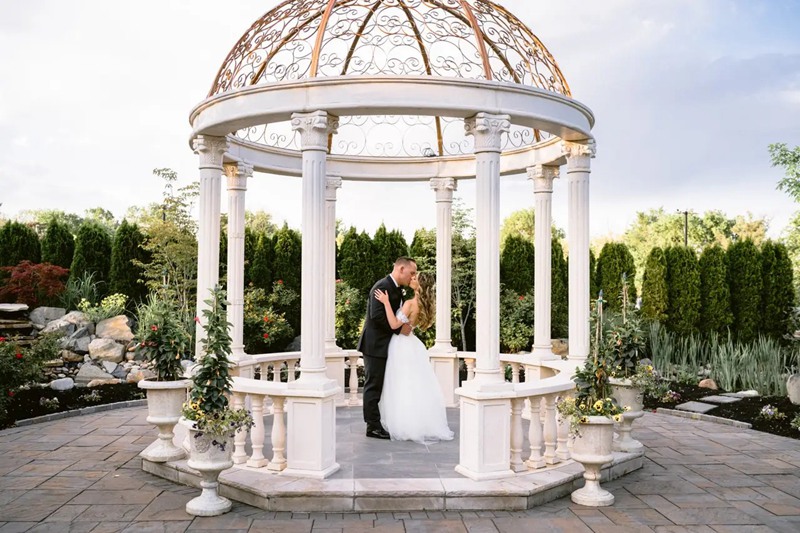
[0,261,70,307]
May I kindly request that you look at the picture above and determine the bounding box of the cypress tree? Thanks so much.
[409,228,436,272]
[249,232,275,290]
[0,221,41,267]
[698,245,732,336]
[641,247,668,323]
[272,224,302,333]
[761,240,794,339]
[338,227,378,302]
[551,239,568,338]
[589,249,599,301]
[109,220,148,304]
[70,221,113,296]
[373,224,409,278]
[500,234,534,294]
[727,239,762,343]
[243,227,259,287]
[218,229,228,289]
[665,246,701,336]
[596,242,637,312]
[41,219,75,269]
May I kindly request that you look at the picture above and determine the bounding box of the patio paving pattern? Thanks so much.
[1,405,799,532]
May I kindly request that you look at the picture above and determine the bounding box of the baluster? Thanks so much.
[511,363,521,383]
[231,392,248,464]
[466,359,475,381]
[246,394,268,467]
[287,359,297,382]
[267,396,287,471]
[348,355,360,405]
[510,397,526,472]
[556,405,571,461]
[272,362,281,384]
[526,396,545,469]
[543,394,560,465]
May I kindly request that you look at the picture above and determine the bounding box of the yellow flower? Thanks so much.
[579,403,586,410]
[593,400,604,411]
[613,414,622,422]
[580,416,589,424]
[646,365,653,371]
[623,405,631,412]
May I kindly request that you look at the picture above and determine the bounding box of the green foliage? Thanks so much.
[604,282,647,379]
[551,239,569,338]
[451,200,477,351]
[698,245,732,336]
[41,218,75,269]
[338,227,376,318]
[243,227,259,288]
[727,239,763,343]
[500,234,534,295]
[245,210,277,236]
[499,208,565,249]
[664,246,701,336]
[69,221,112,296]
[589,249,598,300]
[60,271,101,311]
[770,143,800,202]
[408,228,436,273]
[0,261,69,307]
[243,283,296,354]
[135,293,190,381]
[335,280,364,349]
[0,333,61,424]
[79,293,128,322]
[760,240,795,340]
[641,247,668,323]
[272,224,302,333]
[499,290,534,353]
[109,220,148,305]
[372,224,408,282]
[596,242,637,312]
[0,221,41,267]
[249,232,275,290]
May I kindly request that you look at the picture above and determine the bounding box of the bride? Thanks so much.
[373,272,454,444]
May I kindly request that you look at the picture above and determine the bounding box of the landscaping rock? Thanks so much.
[41,318,76,337]
[788,374,800,405]
[0,303,29,315]
[111,365,128,379]
[60,350,84,363]
[96,315,134,342]
[43,359,63,368]
[698,378,718,390]
[88,338,125,363]
[64,327,92,354]
[126,368,156,383]
[87,378,119,387]
[75,364,115,386]
[30,307,66,326]
[550,339,568,357]
[101,361,119,374]
[49,377,75,391]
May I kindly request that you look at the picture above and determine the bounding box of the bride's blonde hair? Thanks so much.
[415,272,436,331]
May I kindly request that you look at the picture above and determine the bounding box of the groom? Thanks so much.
[357,256,416,439]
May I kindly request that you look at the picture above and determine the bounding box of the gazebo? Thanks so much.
[188,0,596,482]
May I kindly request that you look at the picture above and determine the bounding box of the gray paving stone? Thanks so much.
[700,395,742,404]
[674,401,718,414]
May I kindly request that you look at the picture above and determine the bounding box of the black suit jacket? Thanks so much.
[357,275,403,359]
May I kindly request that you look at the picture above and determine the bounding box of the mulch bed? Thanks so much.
[644,382,800,440]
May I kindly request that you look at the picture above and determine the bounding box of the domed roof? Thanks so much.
[213,0,572,158]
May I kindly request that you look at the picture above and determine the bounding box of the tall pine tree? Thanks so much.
[372,224,409,280]
[249,232,275,290]
[641,247,668,323]
[760,240,794,339]
[551,239,569,338]
[109,220,148,304]
[727,239,762,343]
[0,221,41,267]
[665,246,701,336]
[41,218,74,269]
[500,234,534,294]
[698,245,732,336]
[70,221,113,297]
[589,249,599,300]
[272,224,302,332]
[409,228,436,273]
[338,227,377,317]
[596,242,637,312]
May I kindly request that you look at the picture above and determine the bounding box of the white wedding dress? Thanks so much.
[378,310,454,444]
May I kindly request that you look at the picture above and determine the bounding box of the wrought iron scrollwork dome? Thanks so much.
[215,0,571,158]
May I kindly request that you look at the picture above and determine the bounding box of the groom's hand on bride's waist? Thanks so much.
[400,323,413,336]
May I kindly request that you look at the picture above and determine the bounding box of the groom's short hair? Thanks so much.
[394,256,416,268]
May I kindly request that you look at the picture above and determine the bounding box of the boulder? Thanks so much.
[88,338,125,363]
[41,318,76,337]
[788,374,800,405]
[550,339,569,357]
[101,361,119,374]
[111,365,128,380]
[49,377,75,391]
[75,364,115,386]
[30,307,66,327]
[698,378,718,390]
[0,303,29,316]
[87,378,120,387]
[60,350,84,363]
[63,327,92,354]
[43,359,63,368]
[126,368,156,383]
[96,315,134,342]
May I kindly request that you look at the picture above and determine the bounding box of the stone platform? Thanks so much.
[143,406,644,512]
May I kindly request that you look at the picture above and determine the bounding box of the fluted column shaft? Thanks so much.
[193,135,227,359]
[325,177,342,352]
[465,113,509,383]
[430,177,457,353]
[225,161,252,361]
[292,111,339,384]
[564,141,596,361]
[529,165,559,361]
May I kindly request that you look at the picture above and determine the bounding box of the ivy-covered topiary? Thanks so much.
[641,247,668,323]
[664,246,701,336]
[596,242,637,312]
[760,240,795,340]
[727,239,762,343]
[0,221,41,267]
[500,234,534,295]
[41,218,74,269]
[698,244,732,336]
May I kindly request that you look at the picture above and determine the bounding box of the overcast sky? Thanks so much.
[1,0,799,242]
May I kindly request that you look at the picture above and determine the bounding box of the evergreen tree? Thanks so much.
[664,246,701,336]
[0,221,41,267]
[641,247,668,323]
[243,227,259,287]
[698,245,732,336]
[409,228,436,273]
[589,249,599,300]
[551,239,569,338]
[218,228,228,289]
[108,220,148,304]
[596,242,637,312]
[761,240,795,339]
[372,224,409,278]
[41,218,75,269]
[500,234,534,294]
[727,239,762,343]
[338,227,377,317]
[249,232,275,290]
[70,221,113,297]
[272,224,302,332]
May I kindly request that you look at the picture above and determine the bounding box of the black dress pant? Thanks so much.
[362,354,387,431]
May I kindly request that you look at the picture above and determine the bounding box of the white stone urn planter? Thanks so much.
[185,422,234,517]
[570,416,615,507]
[138,378,190,462]
[608,377,644,452]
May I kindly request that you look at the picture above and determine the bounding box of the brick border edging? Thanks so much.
[13,399,148,427]
[655,407,752,429]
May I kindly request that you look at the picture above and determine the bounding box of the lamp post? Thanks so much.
[677,209,689,247]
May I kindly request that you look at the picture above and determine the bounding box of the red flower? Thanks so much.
[7,391,13,397]
[15,353,23,359]
[150,325,158,331]
[0,336,5,342]
[277,280,283,285]
[263,316,269,322]
[194,316,200,323]
[335,279,342,283]
[263,333,270,339]
[518,295,524,300]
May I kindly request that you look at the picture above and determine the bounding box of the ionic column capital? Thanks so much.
[325,176,342,201]
[291,111,339,151]
[527,165,559,193]
[430,177,457,202]
[224,161,253,191]
[193,135,228,169]
[464,113,510,153]
[562,140,596,173]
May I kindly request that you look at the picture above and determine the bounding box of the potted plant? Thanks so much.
[182,286,253,517]
[557,293,625,507]
[136,294,192,463]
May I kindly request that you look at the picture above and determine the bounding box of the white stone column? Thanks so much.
[224,161,252,364]
[529,164,560,362]
[429,177,459,407]
[324,176,343,353]
[282,111,340,479]
[564,141,596,362]
[455,113,514,482]
[192,135,227,359]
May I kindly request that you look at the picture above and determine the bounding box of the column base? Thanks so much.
[531,345,557,361]
[288,369,340,393]
[282,463,341,480]
[429,342,457,355]
[455,387,515,480]
[285,389,339,478]
[455,465,515,481]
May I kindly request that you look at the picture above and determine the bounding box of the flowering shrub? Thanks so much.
[758,404,786,421]
[629,362,669,399]
[335,280,364,349]
[792,414,800,432]
[557,396,625,436]
[499,290,534,353]
[79,293,128,322]
[243,284,295,353]
[0,333,61,424]
[135,293,190,381]
[661,390,681,403]
[0,261,69,307]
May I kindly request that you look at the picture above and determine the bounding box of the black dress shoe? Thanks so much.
[366,427,390,440]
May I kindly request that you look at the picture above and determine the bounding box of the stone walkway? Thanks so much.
[1,407,799,532]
